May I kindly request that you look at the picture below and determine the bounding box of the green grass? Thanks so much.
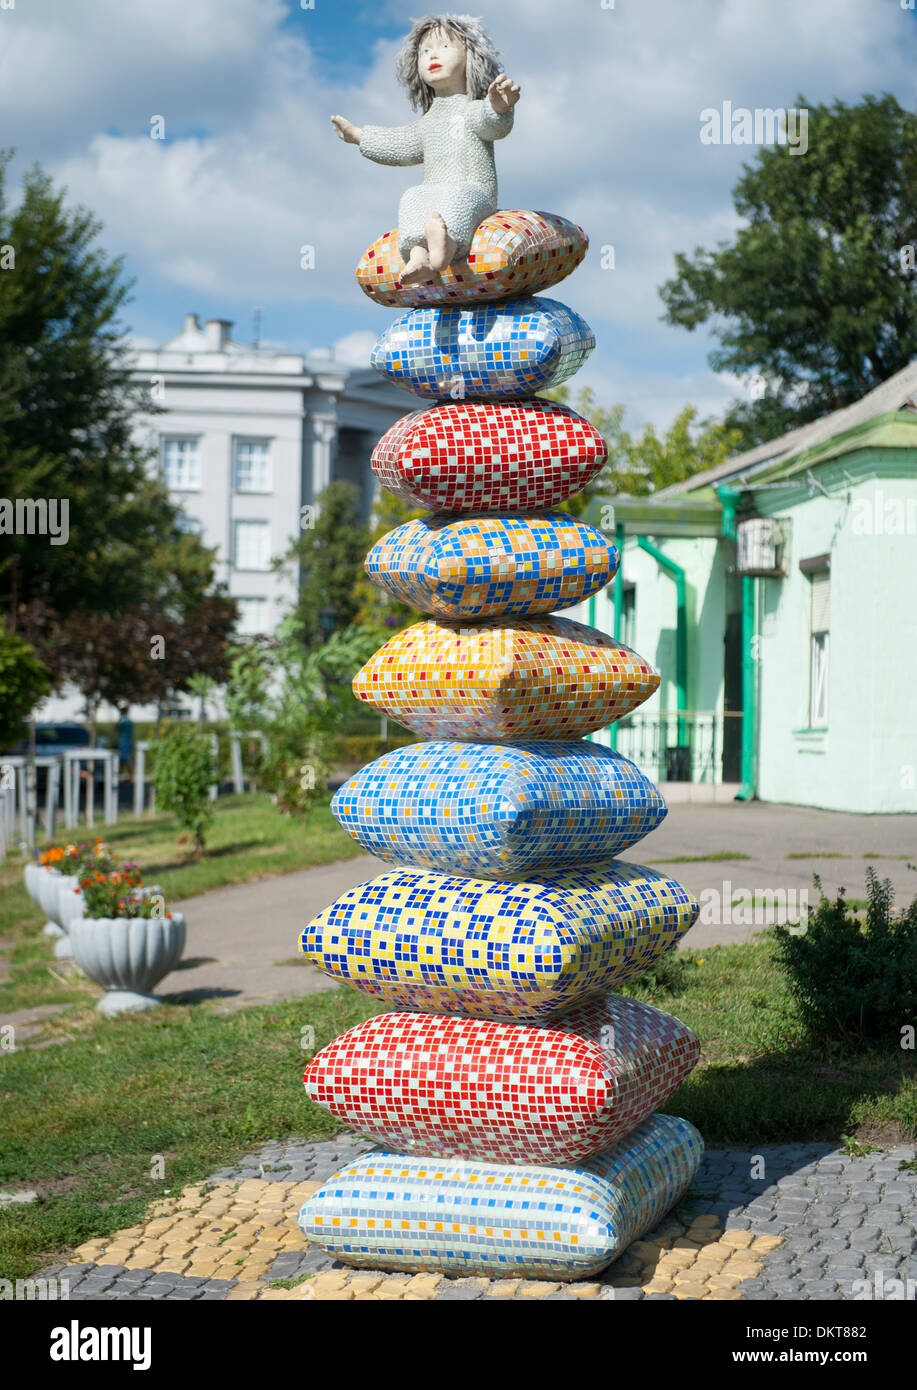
[0,794,361,1013]
[2,932,916,1282]
[623,935,917,1148]
[785,851,851,859]
[0,989,385,1281]
[647,851,752,864]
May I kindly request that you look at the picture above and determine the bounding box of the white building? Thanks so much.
[130,313,409,639]
[39,314,409,723]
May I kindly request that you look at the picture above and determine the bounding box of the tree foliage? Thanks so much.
[0,150,237,708]
[277,481,369,648]
[224,621,384,820]
[0,620,50,746]
[659,94,917,447]
[38,595,236,733]
[353,486,426,633]
[546,386,741,510]
[150,723,216,855]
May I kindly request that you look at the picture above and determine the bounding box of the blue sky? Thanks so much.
[1,0,915,431]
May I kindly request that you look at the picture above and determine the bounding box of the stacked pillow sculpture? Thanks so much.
[295,211,704,1282]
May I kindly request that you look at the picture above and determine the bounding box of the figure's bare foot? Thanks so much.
[399,245,437,285]
[426,212,458,272]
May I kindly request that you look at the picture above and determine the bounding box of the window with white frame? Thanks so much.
[174,511,204,538]
[809,569,830,728]
[234,439,272,493]
[236,597,270,636]
[161,437,201,491]
[233,520,272,571]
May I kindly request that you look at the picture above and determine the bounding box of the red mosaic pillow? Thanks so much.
[371,399,607,513]
[303,995,700,1165]
[356,210,588,309]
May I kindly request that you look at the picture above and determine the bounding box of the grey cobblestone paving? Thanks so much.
[40,1135,917,1302]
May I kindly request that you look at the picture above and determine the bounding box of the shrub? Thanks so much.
[622,949,697,1000]
[150,723,216,854]
[225,623,385,820]
[331,732,419,766]
[772,869,917,1042]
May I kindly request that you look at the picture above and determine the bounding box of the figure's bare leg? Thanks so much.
[399,245,437,286]
[426,212,458,272]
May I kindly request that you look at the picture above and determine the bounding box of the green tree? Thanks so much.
[186,674,217,727]
[353,486,426,633]
[225,622,384,819]
[659,94,917,447]
[0,621,50,746]
[0,150,236,701]
[546,386,741,510]
[41,593,237,737]
[0,152,162,623]
[150,723,216,855]
[277,481,368,648]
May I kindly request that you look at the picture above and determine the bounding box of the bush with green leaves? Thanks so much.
[0,622,50,747]
[150,722,216,854]
[225,621,384,820]
[772,869,917,1042]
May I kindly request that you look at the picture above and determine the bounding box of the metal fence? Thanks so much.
[613,711,722,784]
[0,784,15,865]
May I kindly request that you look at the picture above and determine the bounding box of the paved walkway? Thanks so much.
[153,800,917,1009]
[41,1132,917,1301]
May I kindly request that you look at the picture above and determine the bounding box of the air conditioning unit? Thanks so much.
[736,517,789,576]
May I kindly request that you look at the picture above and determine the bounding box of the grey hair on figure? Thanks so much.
[396,14,501,112]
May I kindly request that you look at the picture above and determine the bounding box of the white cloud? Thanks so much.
[331,330,377,367]
[1,0,911,429]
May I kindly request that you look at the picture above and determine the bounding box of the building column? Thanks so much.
[308,415,337,502]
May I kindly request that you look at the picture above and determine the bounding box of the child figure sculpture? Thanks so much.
[332,13,520,287]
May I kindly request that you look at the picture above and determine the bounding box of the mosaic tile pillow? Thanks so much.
[352,616,660,741]
[298,862,698,1022]
[356,210,588,309]
[370,297,594,400]
[303,995,700,1165]
[331,741,665,877]
[365,513,618,620]
[298,1112,704,1279]
[371,399,608,513]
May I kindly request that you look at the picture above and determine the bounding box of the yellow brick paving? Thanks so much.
[68,1178,782,1300]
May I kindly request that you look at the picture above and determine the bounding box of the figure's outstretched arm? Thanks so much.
[357,120,424,167]
[331,115,362,144]
[467,74,521,141]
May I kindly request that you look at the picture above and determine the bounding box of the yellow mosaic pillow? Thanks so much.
[352,616,660,741]
[356,210,588,309]
[298,862,698,1022]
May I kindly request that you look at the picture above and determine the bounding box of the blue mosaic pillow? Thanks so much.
[370,297,595,399]
[298,1112,704,1280]
[365,513,619,620]
[298,862,698,1022]
[331,741,666,877]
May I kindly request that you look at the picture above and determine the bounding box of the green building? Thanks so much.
[568,361,917,814]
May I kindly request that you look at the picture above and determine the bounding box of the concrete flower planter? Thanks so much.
[52,873,87,959]
[24,864,66,939]
[69,913,186,1015]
